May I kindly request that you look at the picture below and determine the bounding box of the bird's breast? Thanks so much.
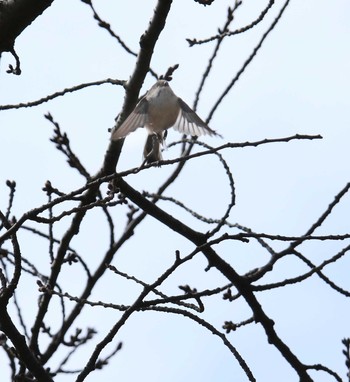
[146,92,180,133]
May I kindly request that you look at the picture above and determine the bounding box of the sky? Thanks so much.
[1,0,350,381]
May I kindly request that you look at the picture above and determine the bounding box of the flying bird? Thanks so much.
[112,80,220,163]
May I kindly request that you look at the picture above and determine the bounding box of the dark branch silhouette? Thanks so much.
[0,1,348,381]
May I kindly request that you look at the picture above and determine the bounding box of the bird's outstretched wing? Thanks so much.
[173,98,221,137]
[112,98,149,140]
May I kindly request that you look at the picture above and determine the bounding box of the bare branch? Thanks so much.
[207,0,291,123]
[188,0,275,46]
[0,78,125,110]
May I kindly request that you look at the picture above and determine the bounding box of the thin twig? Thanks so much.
[0,79,125,110]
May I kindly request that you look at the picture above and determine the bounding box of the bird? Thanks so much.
[111,79,221,164]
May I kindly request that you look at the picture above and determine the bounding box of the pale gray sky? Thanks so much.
[1,1,350,381]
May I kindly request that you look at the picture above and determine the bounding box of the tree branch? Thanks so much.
[0,0,54,53]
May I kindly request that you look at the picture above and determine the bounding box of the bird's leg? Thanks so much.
[162,130,168,152]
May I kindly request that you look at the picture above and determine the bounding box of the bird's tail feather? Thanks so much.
[143,134,162,163]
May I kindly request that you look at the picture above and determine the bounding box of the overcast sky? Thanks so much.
[1,1,350,381]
